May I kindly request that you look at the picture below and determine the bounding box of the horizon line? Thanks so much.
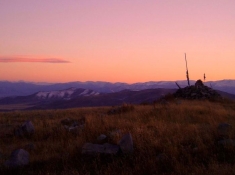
[0,79,234,84]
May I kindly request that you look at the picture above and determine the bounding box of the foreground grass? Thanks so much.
[0,100,235,174]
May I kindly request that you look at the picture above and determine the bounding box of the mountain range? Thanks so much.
[0,88,178,111]
[0,88,235,112]
[0,80,235,98]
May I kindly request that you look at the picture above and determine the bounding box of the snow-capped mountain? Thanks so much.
[35,88,99,100]
[0,88,100,106]
[35,88,76,100]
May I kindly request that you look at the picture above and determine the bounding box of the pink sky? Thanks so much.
[0,0,235,83]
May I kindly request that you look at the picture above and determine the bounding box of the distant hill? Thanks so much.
[0,88,99,105]
[0,88,176,111]
[0,80,235,98]
[0,87,235,111]
[34,88,177,110]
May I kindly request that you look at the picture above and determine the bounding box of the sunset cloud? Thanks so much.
[0,57,70,63]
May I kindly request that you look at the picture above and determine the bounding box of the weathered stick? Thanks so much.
[175,82,181,89]
[185,53,190,86]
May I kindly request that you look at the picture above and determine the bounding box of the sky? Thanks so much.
[0,0,235,83]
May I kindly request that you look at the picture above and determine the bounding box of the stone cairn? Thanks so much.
[174,79,221,100]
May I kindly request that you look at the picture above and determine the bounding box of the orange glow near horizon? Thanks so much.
[1,1,235,83]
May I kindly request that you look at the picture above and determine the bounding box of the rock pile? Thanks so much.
[174,80,221,100]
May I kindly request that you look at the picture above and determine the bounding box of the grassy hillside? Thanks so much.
[1,99,235,174]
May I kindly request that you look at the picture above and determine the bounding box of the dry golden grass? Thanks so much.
[0,99,235,175]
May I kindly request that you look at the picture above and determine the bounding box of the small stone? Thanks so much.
[118,132,133,154]
[61,118,73,126]
[218,139,235,146]
[14,120,35,137]
[82,142,119,155]
[218,123,232,136]
[97,134,107,141]
[62,118,85,135]
[193,147,199,153]
[67,124,84,135]
[4,149,30,167]
[109,129,121,138]
[22,121,35,134]
[24,143,35,151]
[61,118,85,127]
[156,153,168,162]
[103,143,120,154]
[82,143,104,155]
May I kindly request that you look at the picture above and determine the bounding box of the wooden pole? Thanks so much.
[185,53,190,86]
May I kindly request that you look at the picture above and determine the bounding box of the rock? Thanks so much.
[24,143,35,151]
[66,125,84,135]
[218,139,235,146]
[61,118,85,135]
[218,123,232,137]
[109,129,121,138]
[97,134,107,142]
[103,143,120,154]
[4,149,29,168]
[82,142,119,155]
[61,118,85,127]
[195,79,204,87]
[61,118,74,126]
[22,121,35,134]
[82,143,104,154]
[14,120,35,137]
[156,153,168,162]
[193,147,199,153]
[118,133,133,154]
